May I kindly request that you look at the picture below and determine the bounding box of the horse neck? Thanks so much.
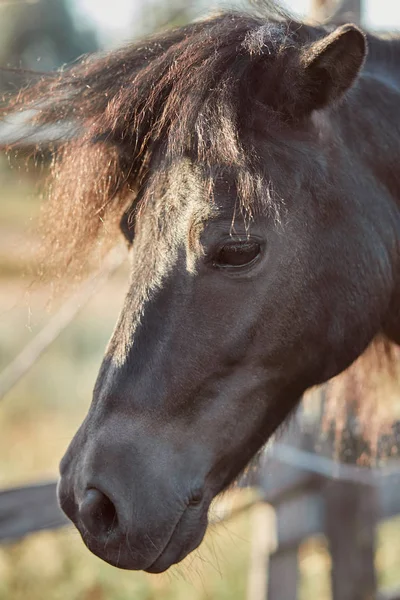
[334,40,400,343]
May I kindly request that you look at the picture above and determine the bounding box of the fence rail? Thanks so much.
[0,481,68,543]
[252,420,400,600]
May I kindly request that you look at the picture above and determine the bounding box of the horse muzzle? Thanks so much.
[57,422,212,571]
[58,473,210,571]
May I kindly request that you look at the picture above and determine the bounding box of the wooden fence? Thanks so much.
[1,415,400,600]
[249,419,400,600]
[0,481,68,543]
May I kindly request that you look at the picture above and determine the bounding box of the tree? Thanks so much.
[0,0,98,92]
[310,0,362,24]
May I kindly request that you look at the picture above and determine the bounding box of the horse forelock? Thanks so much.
[1,3,313,280]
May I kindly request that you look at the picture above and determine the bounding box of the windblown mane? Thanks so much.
[0,1,315,277]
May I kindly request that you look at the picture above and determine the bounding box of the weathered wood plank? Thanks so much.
[0,481,69,542]
[379,473,400,520]
[246,504,276,600]
[260,461,316,506]
[267,547,299,600]
[260,465,400,550]
[274,490,324,549]
[324,481,378,600]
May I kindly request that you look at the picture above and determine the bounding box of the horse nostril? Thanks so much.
[79,488,118,537]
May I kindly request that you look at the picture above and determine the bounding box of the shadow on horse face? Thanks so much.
[54,12,400,571]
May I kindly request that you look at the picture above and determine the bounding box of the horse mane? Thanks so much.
[1,1,314,277]
[303,336,400,459]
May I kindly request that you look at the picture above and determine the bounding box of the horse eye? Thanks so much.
[213,241,261,268]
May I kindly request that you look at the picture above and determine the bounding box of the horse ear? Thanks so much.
[299,24,366,114]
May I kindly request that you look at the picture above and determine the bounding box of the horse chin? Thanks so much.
[79,504,208,572]
[79,536,157,571]
[144,540,198,574]
[145,509,209,573]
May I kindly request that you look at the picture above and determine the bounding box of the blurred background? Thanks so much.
[2,1,400,599]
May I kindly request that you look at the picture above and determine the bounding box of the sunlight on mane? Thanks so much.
[304,337,400,460]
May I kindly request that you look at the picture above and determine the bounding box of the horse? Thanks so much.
[3,0,400,573]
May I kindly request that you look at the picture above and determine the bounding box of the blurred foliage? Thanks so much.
[140,0,195,36]
[0,0,98,92]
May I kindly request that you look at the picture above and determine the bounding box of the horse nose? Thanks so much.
[79,488,118,538]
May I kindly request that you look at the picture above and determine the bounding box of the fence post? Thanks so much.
[323,480,378,600]
[246,504,276,600]
[267,547,299,600]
